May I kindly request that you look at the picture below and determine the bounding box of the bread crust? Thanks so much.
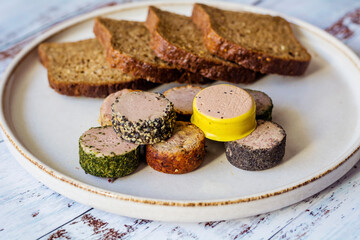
[38,40,157,98]
[47,73,155,98]
[191,3,311,76]
[146,121,205,174]
[145,6,257,83]
[93,18,211,84]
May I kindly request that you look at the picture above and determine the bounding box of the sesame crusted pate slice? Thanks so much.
[112,91,176,144]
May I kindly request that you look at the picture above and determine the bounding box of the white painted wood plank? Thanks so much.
[0,0,122,51]
[270,162,360,240]
[0,142,91,239]
[0,0,123,74]
[257,0,360,29]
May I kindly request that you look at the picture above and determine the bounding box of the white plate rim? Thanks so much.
[1,0,360,209]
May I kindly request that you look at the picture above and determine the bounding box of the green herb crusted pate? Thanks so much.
[79,126,139,178]
[79,144,139,177]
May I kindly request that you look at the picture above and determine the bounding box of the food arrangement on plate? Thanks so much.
[38,4,310,178]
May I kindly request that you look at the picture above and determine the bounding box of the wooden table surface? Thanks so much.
[1,0,360,239]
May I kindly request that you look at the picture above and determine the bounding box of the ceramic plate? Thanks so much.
[1,1,360,222]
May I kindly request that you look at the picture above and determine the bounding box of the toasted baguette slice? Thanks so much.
[145,6,257,83]
[38,39,156,97]
[192,3,311,76]
[93,17,210,84]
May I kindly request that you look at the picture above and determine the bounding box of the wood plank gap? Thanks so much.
[267,220,295,239]
[36,208,93,240]
[252,0,264,6]
[267,207,308,240]
[267,194,325,240]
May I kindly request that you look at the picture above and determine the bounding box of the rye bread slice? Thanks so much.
[192,3,311,76]
[145,6,257,83]
[93,17,210,84]
[38,39,156,97]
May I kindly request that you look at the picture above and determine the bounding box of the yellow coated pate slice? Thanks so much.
[191,84,256,142]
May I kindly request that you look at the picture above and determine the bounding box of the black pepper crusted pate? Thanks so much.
[224,120,286,171]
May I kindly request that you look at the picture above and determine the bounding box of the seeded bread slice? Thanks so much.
[145,6,257,83]
[192,3,311,75]
[93,17,210,84]
[38,39,156,97]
